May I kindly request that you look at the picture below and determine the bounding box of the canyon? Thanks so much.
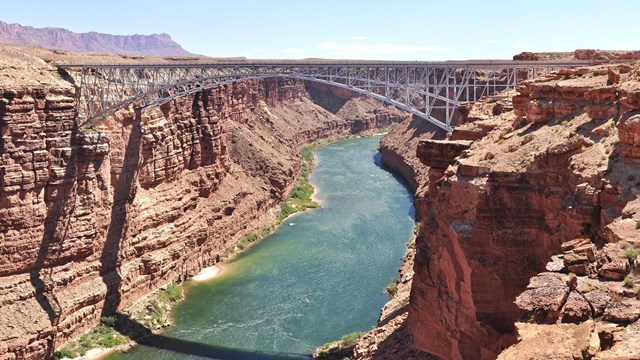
[3,42,640,360]
[0,45,407,359]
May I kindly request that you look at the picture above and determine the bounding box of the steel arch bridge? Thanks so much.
[57,59,591,132]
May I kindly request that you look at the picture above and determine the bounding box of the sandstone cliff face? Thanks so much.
[371,63,640,359]
[0,21,196,57]
[497,65,640,360]
[0,72,406,359]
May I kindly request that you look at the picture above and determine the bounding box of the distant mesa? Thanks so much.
[0,20,198,56]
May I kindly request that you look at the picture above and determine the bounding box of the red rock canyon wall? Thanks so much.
[380,64,640,359]
[0,78,407,359]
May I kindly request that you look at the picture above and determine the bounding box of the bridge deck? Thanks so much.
[57,59,595,68]
[57,59,598,131]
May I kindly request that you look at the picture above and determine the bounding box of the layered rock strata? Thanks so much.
[0,73,407,359]
[368,63,640,359]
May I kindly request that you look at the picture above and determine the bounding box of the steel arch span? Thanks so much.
[57,60,592,132]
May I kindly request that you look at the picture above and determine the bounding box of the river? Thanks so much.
[106,135,415,359]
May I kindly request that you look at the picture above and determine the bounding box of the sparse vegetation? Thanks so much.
[314,332,364,360]
[340,332,364,346]
[53,317,131,359]
[386,280,398,297]
[636,219,640,230]
[623,276,634,288]
[157,282,183,304]
[223,145,322,259]
[276,145,320,221]
[407,236,416,250]
[54,280,188,359]
[625,249,639,264]
[406,223,419,251]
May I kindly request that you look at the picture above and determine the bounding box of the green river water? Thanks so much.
[107,135,415,359]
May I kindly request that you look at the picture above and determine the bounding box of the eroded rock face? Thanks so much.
[0,79,406,359]
[402,64,640,359]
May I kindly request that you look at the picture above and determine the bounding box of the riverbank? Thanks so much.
[62,262,224,360]
[220,143,321,261]
[191,264,224,282]
[100,134,414,360]
[55,140,318,359]
[55,134,372,360]
[220,130,390,261]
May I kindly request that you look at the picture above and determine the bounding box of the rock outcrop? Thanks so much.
[0,47,407,358]
[0,21,196,56]
[363,61,640,360]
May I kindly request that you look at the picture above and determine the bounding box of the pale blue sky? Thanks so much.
[2,1,637,60]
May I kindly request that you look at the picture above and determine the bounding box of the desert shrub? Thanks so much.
[386,280,398,297]
[53,347,78,359]
[626,249,639,263]
[340,332,364,346]
[158,282,183,304]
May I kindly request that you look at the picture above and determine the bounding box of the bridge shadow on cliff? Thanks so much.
[112,314,307,360]
[29,111,80,358]
[407,114,448,141]
[361,316,437,360]
[100,109,142,316]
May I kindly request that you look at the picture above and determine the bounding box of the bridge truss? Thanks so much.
[58,60,591,132]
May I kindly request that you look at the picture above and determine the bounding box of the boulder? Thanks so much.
[603,298,640,324]
[583,290,611,317]
[562,291,593,323]
[599,259,630,281]
[515,273,570,321]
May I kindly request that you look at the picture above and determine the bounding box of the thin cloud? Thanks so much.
[350,35,368,41]
[317,42,450,57]
[489,39,499,43]
[283,48,305,53]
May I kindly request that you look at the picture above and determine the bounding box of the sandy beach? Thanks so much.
[191,264,223,282]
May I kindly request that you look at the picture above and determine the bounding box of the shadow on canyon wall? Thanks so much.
[367,319,437,360]
[100,109,142,316]
[29,115,79,359]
